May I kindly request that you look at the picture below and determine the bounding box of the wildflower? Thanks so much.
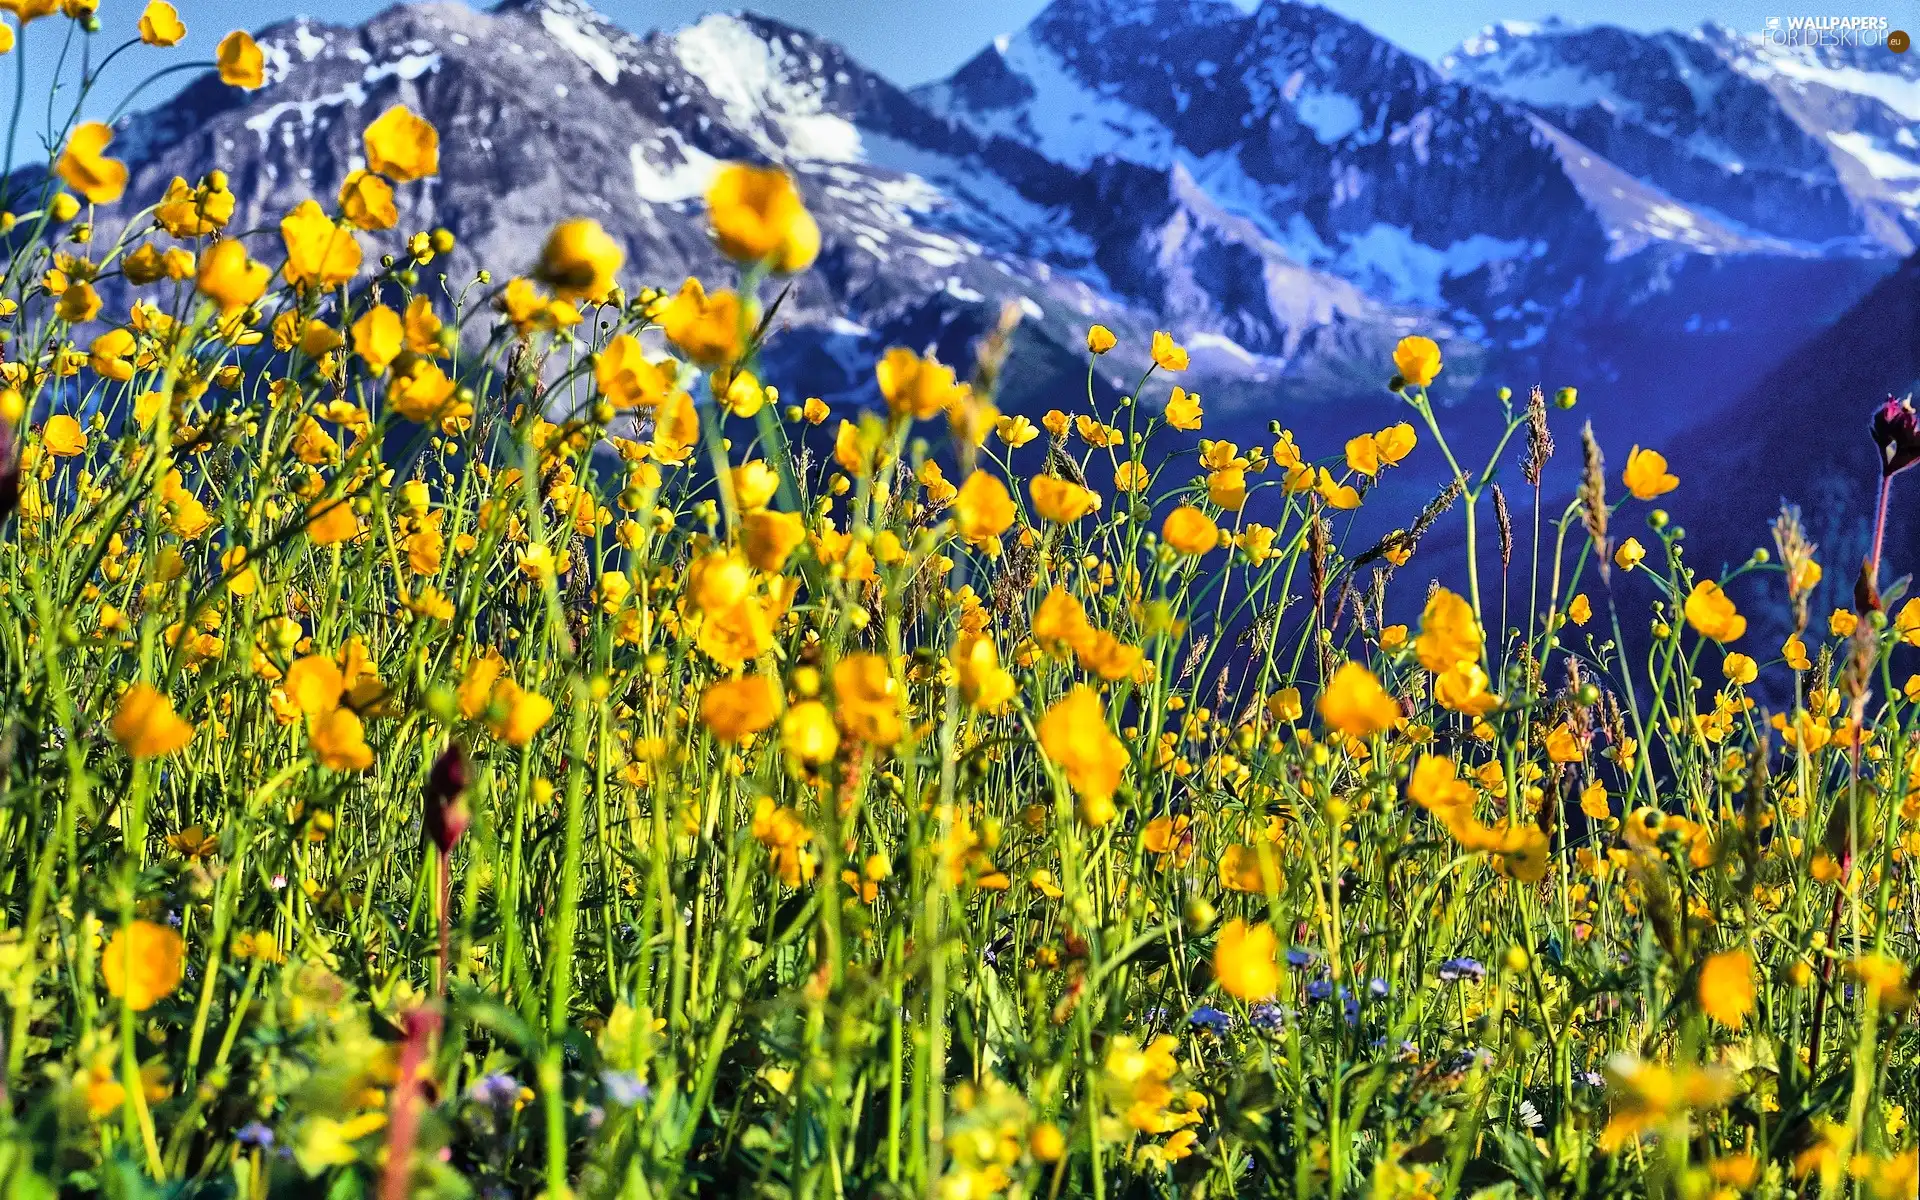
[1614,537,1646,570]
[1038,686,1128,825]
[42,414,85,456]
[55,281,100,323]
[217,30,263,88]
[1150,331,1187,372]
[1213,919,1280,1001]
[1392,336,1441,387]
[954,633,1016,711]
[953,470,1014,542]
[280,200,361,290]
[700,675,781,743]
[307,498,360,546]
[309,707,374,771]
[780,701,839,766]
[1086,324,1116,354]
[834,655,902,747]
[536,218,623,304]
[1438,957,1486,983]
[54,122,127,205]
[137,0,185,46]
[1160,506,1217,555]
[1873,394,1920,476]
[487,679,554,747]
[1433,663,1500,716]
[595,334,676,409]
[362,105,439,181]
[1416,587,1481,672]
[1316,467,1360,509]
[102,920,184,1010]
[876,347,966,422]
[195,239,270,314]
[1164,387,1201,430]
[1567,593,1591,626]
[351,305,403,373]
[423,744,470,853]
[996,414,1038,447]
[1318,662,1399,738]
[659,278,744,366]
[1622,447,1678,500]
[1697,949,1754,1028]
[705,162,819,272]
[1723,653,1758,685]
[1031,475,1097,524]
[741,508,806,571]
[1684,580,1746,642]
[112,683,193,758]
[1187,1005,1232,1033]
[337,169,397,230]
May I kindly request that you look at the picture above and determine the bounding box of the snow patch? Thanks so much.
[630,133,721,203]
[542,9,621,85]
[672,15,863,162]
[1334,225,1528,307]
[293,23,326,61]
[1293,90,1362,144]
[244,83,367,146]
[1828,130,1920,181]
[364,53,439,85]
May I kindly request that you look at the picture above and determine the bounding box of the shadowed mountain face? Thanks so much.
[11,0,1918,551]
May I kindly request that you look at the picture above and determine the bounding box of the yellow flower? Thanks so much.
[1567,593,1591,626]
[1315,467,1359,509]
[875,347,965,422]
[1830,608,1857,637]
[1037,686,1128,824]
[1115,462,1150,492]
[350,304,403,373]
[1723,653,1758,686]
[195,239,270,314]
[280,200,361,290]
[741,509,806,572]
[659,278,744,367]
[309,707,373,771]
[216,30,263,88]
[1212,919,1279,1001]
[56,280,100,323]
[112,683,194,758]
[1544,723,1582,763]
[1416,587,1481,672]
[54,122,127,205]
[338,169,397,231]
[307,497,360,546]
[1392,335,1441,387]
[101,920,184,1011]
[1622,446,1678,500]
[1030,475,1097,524]
[954,470,1015,543]
[536,218,623,304]
[834,655,903,747]
[42,413,86,456]
[1614,537,1646,571]
[1373,422,1416,464]
[1149,331,1187,372]
[975,420,1034,462]
[594,333,676,409]
[1896,598,1920,647]
[1267,687,1302,722]
[1208,467,1247,510]
[488,679,554,747]
[1345,432,1382,476]
[1086,324,1116,354]
[954,633,1016,712]
[781,701,840,766]
[1684,580,1746,643]
[705,162,819,273]
[1160,505,1217,555]
[1579,782,1610,820]
[137,0,185,46]
[1698,949,1754,1029]
[362,104,439,182]
[1318,662,1399,738]
[1164,387,1202,431]
[1433,663,1500,717]
[700,675,781,743]
[89,328,135,380]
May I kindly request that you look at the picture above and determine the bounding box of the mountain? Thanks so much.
[1443,18,1920,255]
[12,0,1918,488]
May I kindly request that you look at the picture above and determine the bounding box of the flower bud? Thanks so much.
[423,743,470,854]
[1873,394,1920,477]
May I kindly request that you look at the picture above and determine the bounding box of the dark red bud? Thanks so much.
[0,421,16,526]
[1872,394,1920,478]
[423,743,470,854]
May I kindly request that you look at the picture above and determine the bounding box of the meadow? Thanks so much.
[0,4,1916,1196]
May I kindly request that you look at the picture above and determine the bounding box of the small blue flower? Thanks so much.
[1367,977,1390,999]
[1187,1004,1233,1033]
[1306,979,1333,1002]
[1286,947,1317,969]
[1248,1003,1292,1031]
[235,1122,274,1149]
[1438,957,1486,983]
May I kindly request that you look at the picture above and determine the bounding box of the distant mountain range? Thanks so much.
[18,0,1920,576]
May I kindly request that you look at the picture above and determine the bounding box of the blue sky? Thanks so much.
[8,0,1803,163]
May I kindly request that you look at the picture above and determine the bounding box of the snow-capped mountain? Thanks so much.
[1443,18,1920,255]
[13,0,1919,471]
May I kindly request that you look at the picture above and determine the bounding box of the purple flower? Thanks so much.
[601,1070,651,1106]
[1873,395,1920,477]
[236,1122,274,1149]
[1367,977,1390,999]
[1438,957,1486,983]
[468,1072,521,1110]
[1249,1003,1292,1031]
